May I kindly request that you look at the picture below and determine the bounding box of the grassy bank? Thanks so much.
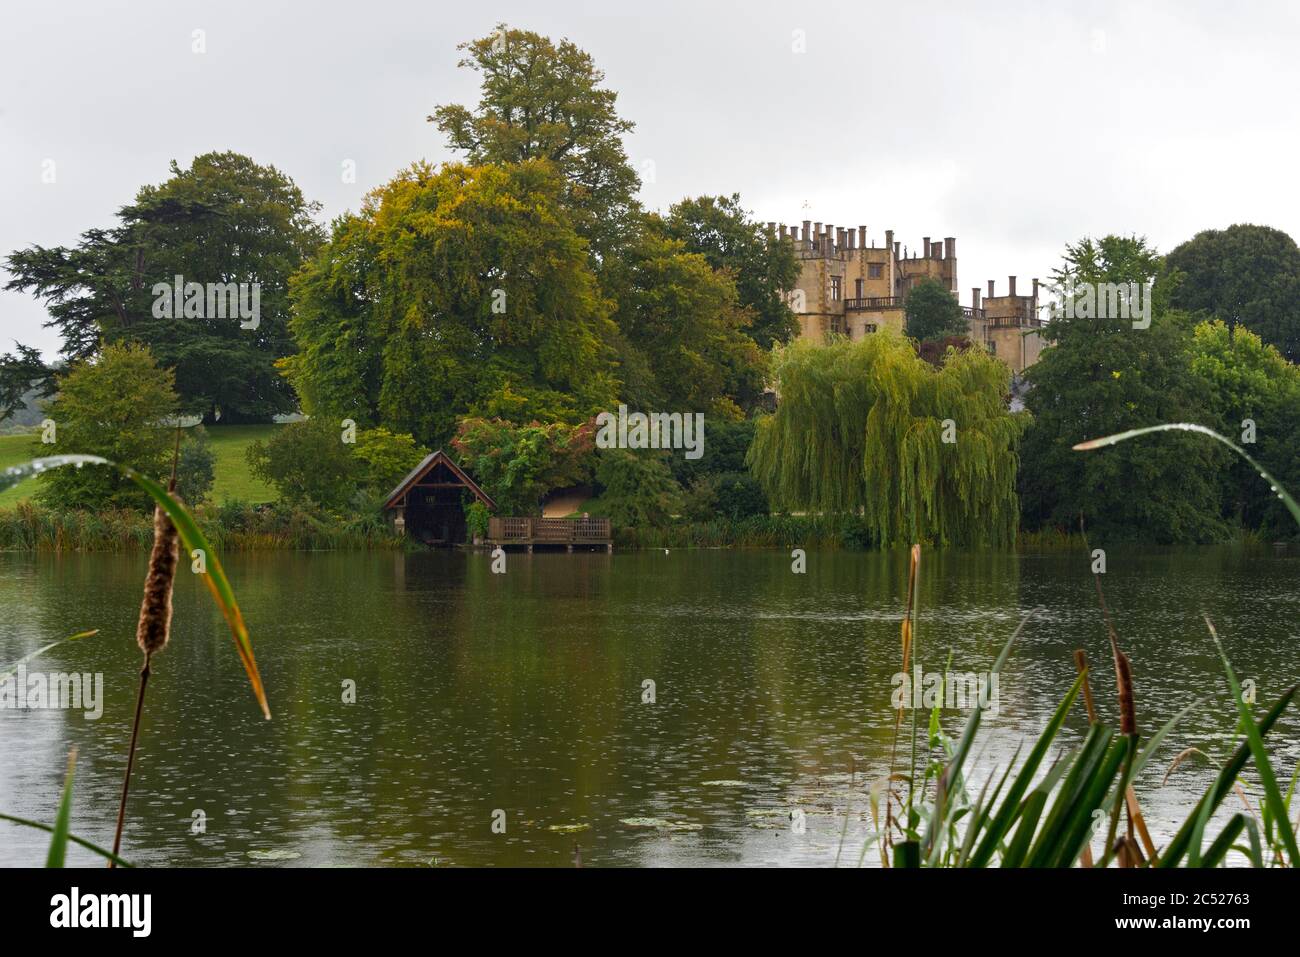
[0,424,280,510]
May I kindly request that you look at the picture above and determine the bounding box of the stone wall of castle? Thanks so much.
[771,220,1045,376]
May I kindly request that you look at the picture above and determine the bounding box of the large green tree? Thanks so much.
[1190,319,1300,533]
[1020,236,1230,543]
[3,152,324,423]
[905,277,967,342]
[664,194,801,350]
[426,28,768,417]
[429,24,641,264]
[1167,224,1300,362]
[603,220,766,414]
[748,332,1024,547]
[34,343,179,510]
[285,160,618,449]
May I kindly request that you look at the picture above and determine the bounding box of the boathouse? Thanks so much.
[383,450,496,545]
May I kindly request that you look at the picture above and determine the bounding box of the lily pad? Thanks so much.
[620,817,673,828]
[247,849,301,861]
[547,823,590,834]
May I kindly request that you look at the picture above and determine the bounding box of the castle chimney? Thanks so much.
[1009,276,1017,297]
[972,288,981,310]
[1033,277,1040,300]
[825,224,835,252]
[923,237,931,259]
[858,225,867,248]
[885,229,894,253]
[837,227,846,249]
[894,241,900,258]
[845,230,854,250]
[767,222,776,237]
[802,220,811,243]
[944,237,956,259]
[988,279,995,298]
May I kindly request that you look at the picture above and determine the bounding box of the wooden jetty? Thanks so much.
[487,516,613,552]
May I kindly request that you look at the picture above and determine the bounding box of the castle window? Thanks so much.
[855,278,864,298]
[869,264,883,279]
[831,276,841,301]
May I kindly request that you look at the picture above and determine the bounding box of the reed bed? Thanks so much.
[619,513,867,549]
[0,501,403,552]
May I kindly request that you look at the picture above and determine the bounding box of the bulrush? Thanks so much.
[111,457,183,868]
[136,503,179,658]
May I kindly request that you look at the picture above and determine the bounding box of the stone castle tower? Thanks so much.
[769,220,1046,375]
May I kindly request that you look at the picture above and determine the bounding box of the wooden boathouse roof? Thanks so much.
[382,450,497,511]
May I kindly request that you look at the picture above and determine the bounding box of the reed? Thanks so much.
[0,453,272,866]
[875,420,1300,867]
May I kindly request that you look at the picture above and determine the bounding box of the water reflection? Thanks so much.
[1,547,1297,866]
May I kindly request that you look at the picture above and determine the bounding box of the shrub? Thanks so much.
[711,470,768,520]
[176,426,216,503]
[465,500,490,540]
[246,419,357,511]
[35,343,178,511]
[593,449,680,527]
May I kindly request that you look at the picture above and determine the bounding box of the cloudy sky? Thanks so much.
[3,0,1298,357]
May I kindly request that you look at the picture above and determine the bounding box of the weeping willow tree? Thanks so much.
[747,332,1024,547]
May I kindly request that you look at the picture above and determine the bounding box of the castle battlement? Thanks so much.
[771,218,1045,374]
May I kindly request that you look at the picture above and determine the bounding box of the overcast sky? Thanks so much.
[3,0,1299,357]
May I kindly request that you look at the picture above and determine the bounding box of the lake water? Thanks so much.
[1,547,1297,867]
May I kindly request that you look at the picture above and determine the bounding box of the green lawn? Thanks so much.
[0,423,282,508]
[0,434,36,509]
[207,424,280,503]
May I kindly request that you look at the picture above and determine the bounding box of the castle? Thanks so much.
[768,220,1046,375]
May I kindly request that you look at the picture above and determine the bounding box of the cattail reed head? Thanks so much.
[1115,648,1136,736]
[136,503,179,658]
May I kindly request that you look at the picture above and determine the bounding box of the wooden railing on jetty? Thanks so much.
[487,516,613,552]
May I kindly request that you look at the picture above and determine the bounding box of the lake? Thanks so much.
[1,546,1297,867]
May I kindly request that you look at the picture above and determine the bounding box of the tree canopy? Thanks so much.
[3,152,324,423]
[1190,319,1300,532]
[664,194,801,350]
[284,160,619,449]
[603,220,765,414]
[34,343,179,511]
[429,24,641,263]
[452,417,595,515]
[1019,236,1230,543]
[905,278,967,342]
[748,332,1024,547]
[1167,224,1300,362]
